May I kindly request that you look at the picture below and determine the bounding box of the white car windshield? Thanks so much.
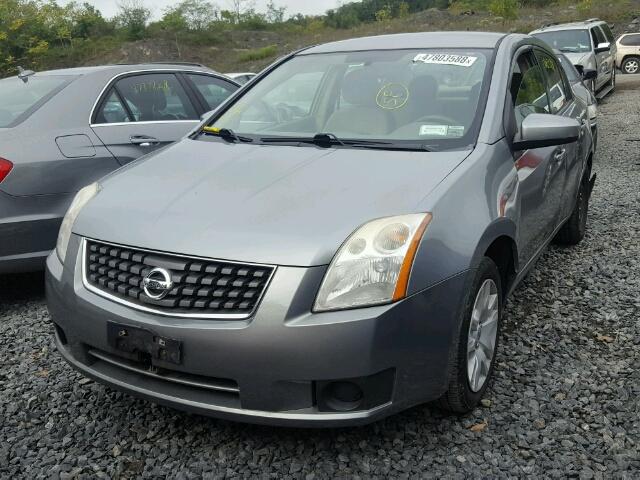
[207,48,492,149]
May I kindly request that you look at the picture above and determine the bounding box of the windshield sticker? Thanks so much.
[419,125,465,137]
[376,83,409,110]
[413,53,478,67]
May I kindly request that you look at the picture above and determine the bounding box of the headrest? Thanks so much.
[341,68,380,106]
[408,75,438,100]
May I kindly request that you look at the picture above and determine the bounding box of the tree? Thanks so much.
[227,0,255,24]
[162,0,219,31]
[115,0,151,40]
[265,1,286,23]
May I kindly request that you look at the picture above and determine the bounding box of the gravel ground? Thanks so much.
[2,77,640,480]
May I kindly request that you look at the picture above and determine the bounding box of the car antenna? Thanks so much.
[17,66,36,83]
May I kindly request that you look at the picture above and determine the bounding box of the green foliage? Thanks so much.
[577,0,593,16]
[488,0,519,21]
[114,0,151,40]
[238,44,277,62]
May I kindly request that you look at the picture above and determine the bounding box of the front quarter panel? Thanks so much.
[408,141,519,296]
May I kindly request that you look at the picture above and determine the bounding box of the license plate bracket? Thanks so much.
[107,322,181,365]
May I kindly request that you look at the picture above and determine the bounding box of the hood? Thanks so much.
[74,138,470,266]
[562,52,593,67]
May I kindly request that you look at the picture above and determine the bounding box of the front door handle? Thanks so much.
[554,148,567,163]
[130,135,160,147]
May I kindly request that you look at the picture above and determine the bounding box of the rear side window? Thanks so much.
[187,74,238,111]
[95,90,131,124]
[95,73,198,123]
[620,34,640,46]
[0,75,74,128]
[535,50,571,113]
[510,51,550,131]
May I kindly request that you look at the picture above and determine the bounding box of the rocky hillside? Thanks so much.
[42,2,640,74]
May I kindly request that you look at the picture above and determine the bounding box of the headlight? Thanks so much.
[588,103,598,121]
[56,182,101,263]
[314,213,432,312]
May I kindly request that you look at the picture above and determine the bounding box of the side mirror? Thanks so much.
[595,42,611,54]
[513,113,580,150]
[581,68,598,81]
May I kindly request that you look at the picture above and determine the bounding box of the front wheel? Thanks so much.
[437,257,502,413]
[622,57,640,75]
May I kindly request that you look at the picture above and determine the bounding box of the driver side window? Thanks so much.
[510,52,550,131]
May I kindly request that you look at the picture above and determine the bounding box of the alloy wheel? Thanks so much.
[466,279,499,393]
[624,59,639,75]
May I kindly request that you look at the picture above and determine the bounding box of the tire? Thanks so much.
[555,168,591,245]
[622,57,640,75]
[437,257,502,414]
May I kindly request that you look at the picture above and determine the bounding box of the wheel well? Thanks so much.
[484,236,517,299]
[622,55,640,64]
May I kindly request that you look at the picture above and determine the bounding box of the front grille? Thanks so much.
[83,239,275,318]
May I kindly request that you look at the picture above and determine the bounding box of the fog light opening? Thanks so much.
[322,381,364,412]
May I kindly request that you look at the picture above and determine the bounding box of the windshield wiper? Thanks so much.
[202,127,253,143]
[260,133,347,146]
[259,133,429,150]
[260,134,431,151]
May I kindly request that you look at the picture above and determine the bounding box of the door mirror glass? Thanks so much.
[513,113,580,150]
[595,42,611,53]
[581,68,598,81]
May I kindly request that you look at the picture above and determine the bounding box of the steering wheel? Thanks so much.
[415,114,459,125]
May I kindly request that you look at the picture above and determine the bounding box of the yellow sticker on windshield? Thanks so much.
[376,83,409,110]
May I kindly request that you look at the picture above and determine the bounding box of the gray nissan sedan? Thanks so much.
[46,32,595,427]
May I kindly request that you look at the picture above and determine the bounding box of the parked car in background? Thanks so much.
[224,72,256,84]
[47,32,595,426]
[531,19,616,96]
[556,52,599,150]
[616,33,640,74]
[0,63,239,274]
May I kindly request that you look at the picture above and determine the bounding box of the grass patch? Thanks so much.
[238,45,278,62]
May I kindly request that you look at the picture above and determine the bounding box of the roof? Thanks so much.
[530,18,607,34]
[300,32,507,55]
[32,63,215,77]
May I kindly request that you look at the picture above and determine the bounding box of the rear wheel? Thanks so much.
[622,57,640,75]
[437,257,502,413]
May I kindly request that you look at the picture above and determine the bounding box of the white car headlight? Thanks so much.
[587,103,598,121]
[314,213,432,312]
[56,182,101,263]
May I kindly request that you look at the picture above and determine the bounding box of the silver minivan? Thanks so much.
[531,19,617,96]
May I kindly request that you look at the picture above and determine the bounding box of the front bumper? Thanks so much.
[46,236,469,427]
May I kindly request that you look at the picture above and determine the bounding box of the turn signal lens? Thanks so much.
[0,158,13,183]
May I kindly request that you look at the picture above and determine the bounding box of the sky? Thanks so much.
[59,0,340,19]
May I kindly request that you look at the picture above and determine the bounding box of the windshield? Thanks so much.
[0,75,74,128]
[207,49,492,149]
[533,30,592,54]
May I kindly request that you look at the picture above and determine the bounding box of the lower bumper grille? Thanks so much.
[87,348,239,395]
[83,239,275,318]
